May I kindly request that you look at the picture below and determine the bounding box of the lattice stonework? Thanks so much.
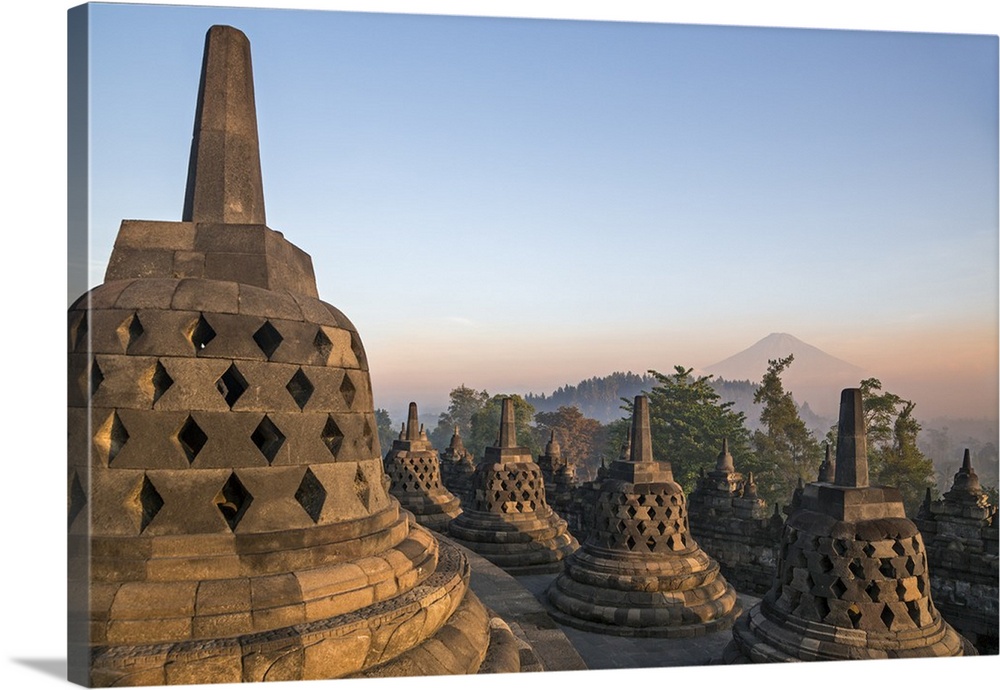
[590,486,690,553]
[478,465,548,514]
[68,278,383,537]
[386,453,444,493]
[771,524,936,632]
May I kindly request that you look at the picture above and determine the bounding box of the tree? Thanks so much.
[468,394,539,460]
[534,406,609,478]
[859,378,936,516]
[428,385,490,451]
[374,408,395,457]
[749,355,823,508]
[633,366,753,495]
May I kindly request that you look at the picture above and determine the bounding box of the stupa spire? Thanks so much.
[716,438,735,472]
[405,402,420,441]
[183,25,266,224]
[834,388,868,487]
[629,395,654,464]
[498,397,517,448]
[818,442,835,482]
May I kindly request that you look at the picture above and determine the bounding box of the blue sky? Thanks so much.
[76,1,998,420]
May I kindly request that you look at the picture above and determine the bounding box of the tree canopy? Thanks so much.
[634,366,753,494]
[748,355,823,508]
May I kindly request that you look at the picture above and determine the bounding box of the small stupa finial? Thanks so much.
[716,438,735,472]
[405,402,420,441]
[497,398,517,448]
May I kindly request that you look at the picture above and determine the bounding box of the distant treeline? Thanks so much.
[525,372,658,423]
[525,371,765,425]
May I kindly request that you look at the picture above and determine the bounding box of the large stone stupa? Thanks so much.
[545,396,742,637]
[724,388,975,662]
[447,398,579,574]
[382,402,463,531]
[68,25,520,686]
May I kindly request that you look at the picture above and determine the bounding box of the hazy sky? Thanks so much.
[78,1,998,421]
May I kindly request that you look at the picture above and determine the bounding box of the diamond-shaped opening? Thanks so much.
[295,468,326,523]
[252,415,285,464]
[893,540,907,557]
[285,368,314,411]
[636,521,647,535]
[340,373,357,408]
[101,411,130,465]
[653,494,665,507]
[314,328,333,361]
[916,576,927,595]
[190,314,217,352]
[68,471,87,529]
[214,472,252,532]
[625,504,637,519]
[72,311,88,352]
[253,321,283,359]
[362,418,375,453]
[816,596,831,621]
[646,536,657,551]
[177,415,208,464]
[215,363,248,408]
[832,539,847,556]
[905,556,917,576]
[880,603,895,630]
[90,359,104,397]
[906,600,924,626]
[119,312,144,352]
[847,604,862,629]
[848,559,865,579]
[863,543,876,558]
[136,474,164,533]
[817,554,834,573]
[831,578,848,598]
[865,581,880,603]
[152,360,174,405]
[354,465,371,510]
[879,559,896,578]
[321,416,344,457]
[625,535,637,550]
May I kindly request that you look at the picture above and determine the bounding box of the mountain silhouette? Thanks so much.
[701,333,866,417]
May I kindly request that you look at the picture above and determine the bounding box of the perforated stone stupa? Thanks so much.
[439,426,477,505]
[67,25,520,686]
[447,398,579,574]
[914,450,998,654]
[536,430,580,518]
[545,396,741,637]
[383,402,462,531]
[687,439,784,596]
[725,388,975,663]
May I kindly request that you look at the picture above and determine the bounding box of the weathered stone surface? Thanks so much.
[70,23,523,686]
[545,396,741,637]
[724,388,974,663]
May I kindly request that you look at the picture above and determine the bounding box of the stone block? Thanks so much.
[204,252,270,288]
[191,612,255,639]
[263,232,319,297]
[229,466,315,532]
[289,293,341,327]
[171,278,240,314]
[104,409,194,470]
[110,309,206,358]
[225,360,301,412]
[237,283,304,320]
[105,617,193,645]
[163,647,243,685]
[114,278,181,310]
[89,354,159,410]
[105,248,175,281]
[172,250,205,278]
[263,319,330,365]
[88,467,153,536]
[115,220,197,251]
[110,580,199,620]
[300,631,371,679]
[196,578,252,616]
[262,413,341,467]
[147,357,231,412]
[142,468,238,536]
[194,223,270,254]
[81,280,133,310]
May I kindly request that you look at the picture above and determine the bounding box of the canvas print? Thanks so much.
[67,2,998,687]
